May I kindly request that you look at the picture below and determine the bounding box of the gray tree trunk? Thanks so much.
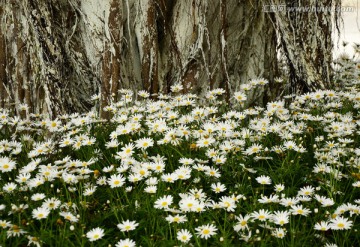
[269,0,341,93]
[0,0,339,118]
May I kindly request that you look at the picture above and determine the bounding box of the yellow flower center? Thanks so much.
[337,223,345,228]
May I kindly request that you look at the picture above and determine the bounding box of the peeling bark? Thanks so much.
[220,0,230,103]
[0,3,8,108]
[135,0,159,96]
[268,0,339,93]
[100,0,122,119]
[0,0,337,116]
[1,0,99,117]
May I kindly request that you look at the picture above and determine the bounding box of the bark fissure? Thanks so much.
[220,0,230,103]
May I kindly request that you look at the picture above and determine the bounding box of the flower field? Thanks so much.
[1,79,360,246]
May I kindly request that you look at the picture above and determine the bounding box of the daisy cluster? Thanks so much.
[0,77,360,246]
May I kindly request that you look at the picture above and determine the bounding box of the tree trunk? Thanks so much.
[0,0,337,117]
[100,0,122,119]
[0,2,8,109]
[268,0,340,93]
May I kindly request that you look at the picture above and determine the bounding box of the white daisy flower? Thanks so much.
[32,207,50,220]
[177,229,192,243]
[117,220,139,232]
[115,238,136,247]
[86,227,105,242]
[195,223,217,239]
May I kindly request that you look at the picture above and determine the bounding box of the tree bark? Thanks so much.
[220,0,230,102]
[100,0,122,119]
[135,0,159,96]
[0,0,338,117]
[269,0,340,93]
[0,2,8,109]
